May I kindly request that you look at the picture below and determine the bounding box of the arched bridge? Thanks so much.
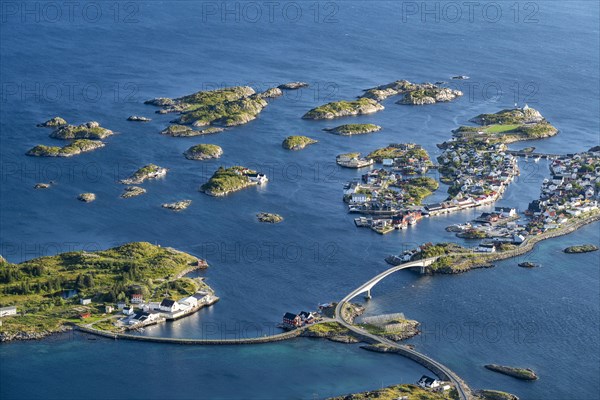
[346,257,438,300]
[334,256,472,400]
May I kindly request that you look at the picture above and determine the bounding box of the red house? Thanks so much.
[283,312,302,328]
[79,313,91,319]
[131,294,143,304]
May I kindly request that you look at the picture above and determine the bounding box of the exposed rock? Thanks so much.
[257,212,283,223]
[303,98,384,120]
[360,80,463,105]
[127,115,151,122]
[120,164,167,185]
[323,123,381,135]
[120,186,146,198]
[0,325,72,342]
[26,140,105,157]
[397,86,463,105]
[162,200,192,211]
[37,116,67,127]
[452,75,470,80]
[258,87,283,98]
[278,82,309,90]
[147,86,267,129]
[470,107,544,125]
[161,124,224,137]
[50,122,113,140]
[282,136,317,150]
[474,389,520,400]
[564,244,599,253]
[78,193,96,202]
[144,97,174,106]
[184,144,223,160]
[518,261,540,268]
[33,183,51,189]
[360,80,419,101]
[589,146,600,152]
[484,364,538,380]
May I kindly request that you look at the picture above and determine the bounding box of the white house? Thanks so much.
[179,296,198,309]
[122,306,135,316]
[80,298,92,305]
[382,158,394,166]
[248,173,268,184]
[351,193,368,204]
[417,375,441,389]
[159,299,179,313]
[0,306,17,317]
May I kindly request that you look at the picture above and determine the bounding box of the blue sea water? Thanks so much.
[0,1,599,399]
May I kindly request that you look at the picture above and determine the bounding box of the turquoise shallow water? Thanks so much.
[1,1,599,399]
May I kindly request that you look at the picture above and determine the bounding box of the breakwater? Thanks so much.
[77,324,306,345]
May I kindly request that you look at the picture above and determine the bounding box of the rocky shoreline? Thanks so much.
[282,136,317,150]
[184,144,223,160]
[27,139,105,157]
[1,325,72,343]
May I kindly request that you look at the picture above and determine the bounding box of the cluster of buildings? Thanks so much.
[526,151,600,233]
[281,310,319,329]
[433,141,519,215]
[337,143,431,173]
[119,291,216,328]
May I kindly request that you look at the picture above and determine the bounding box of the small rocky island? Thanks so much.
[77,193,96,202]
[120,164,167,184]
[33,183,52,189]
[146,86,277,130]
[360,79,463,105]
[26,139,104,157]
[161,124,224,137]
[127,115,151,122]
[564,244,599,253]
[201,166,267,196]
[278,82,309,90]
[257,212,283,223]
[162,200,192,211]
[518,261,540,268]
[49,121,113,140]
[303,98,384,120]
[37,116,67,127]
[184,144,223,160]
[323,123,381,135]
[120,186,146,198]
[282,136,317,150]
[453,106,558,143]
[484,364,538,380]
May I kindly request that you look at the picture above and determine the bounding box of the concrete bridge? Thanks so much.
[505,150,561,159]
[334,257,472,400]
[352,258,436,300]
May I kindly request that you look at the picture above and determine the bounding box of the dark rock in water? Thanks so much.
[452,75,470,80]
[589,145,600,152]
[278,82,309,90]
[564,244,599,254]
[34,183,51,189]
[257,212,283,223]
[127,115,151,122]
[518,262,540,268]
[484,364,538,380]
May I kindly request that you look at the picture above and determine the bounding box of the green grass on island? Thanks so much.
[327,384,458,400]
[26,139,104,157]
[324,123,381,135]
[453,107,558,143]
[49,122,113,140]
[303,98,383,119]
[184,144,223,160]
[201,166,257,196]
[282,135,317,150]
[564,244,599,253]
[0,242,210,337]
[366,145,430,163]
